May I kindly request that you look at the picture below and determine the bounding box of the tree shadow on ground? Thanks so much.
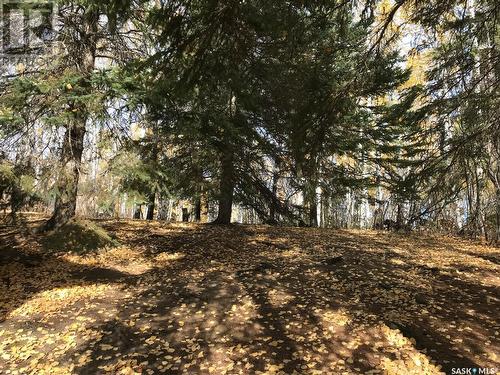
[319,231,500,373]
[1,222,499,373]
[0,228,134,322]
[77,226,500,372]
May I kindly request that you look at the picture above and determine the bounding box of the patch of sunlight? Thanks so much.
[155,252,185,264]
[8,284,113,318]
[319,309,352,330]
[378,353,441,375]
[249,234,289,246]
[268,288,295,308]
[1,317,105,375]
[97,359,146,374]
[485,274,500,288]
[226,296,257,323]
[63,246,152,275]
[389,258,406,266]
[169,222,197,229]
[392,246,409,255]
[381,324,412,348]
[17,364,75,375]
[262,363,286,374]
[280,247,305,259]
[119,219,149,227]
[378,324,442,374]
[198,346,242,374]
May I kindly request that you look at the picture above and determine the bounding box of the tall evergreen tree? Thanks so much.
[0,0,142,229]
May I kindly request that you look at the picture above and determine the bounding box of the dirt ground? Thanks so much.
[1,219,499,374]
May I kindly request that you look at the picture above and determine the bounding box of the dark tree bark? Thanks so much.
[145,135,159,221]
[146,192,155,220]
[396,203,403,228]
[269,161,280,223]
[194,197,202,222]
[182,208,190,222]
[134,204,143,219]
[487,165,500,244]
[309,200,318,227]
[193,169,203,222]
[213,149,234,224]
[301,157,319,228]
[304,178,318,227]
[493,187,500,244]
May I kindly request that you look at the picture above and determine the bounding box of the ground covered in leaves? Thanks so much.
[1,219,499,375]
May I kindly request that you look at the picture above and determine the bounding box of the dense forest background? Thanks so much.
[0,0,499,242]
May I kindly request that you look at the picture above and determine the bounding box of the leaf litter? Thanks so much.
[0,220,499,374]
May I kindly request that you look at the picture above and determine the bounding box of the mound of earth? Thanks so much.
[41,219,118,253]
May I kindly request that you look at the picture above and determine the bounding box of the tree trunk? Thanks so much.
[44,7,97,231]
[493,187,500,244]
[146,192,155,220]
[200,191,209,223]
[194,197,202,221]
[213,149,234,224]
[182,208,190,222]
[134,204,143,219]
[44,123,86,230]
[396,203,404,230]
[304,179,318,227]
[269,163,279,223]
[473,166,486,240]
[309,200,318,227]
[487,165,500,244]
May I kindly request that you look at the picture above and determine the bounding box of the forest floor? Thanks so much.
[0,218,499,375]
